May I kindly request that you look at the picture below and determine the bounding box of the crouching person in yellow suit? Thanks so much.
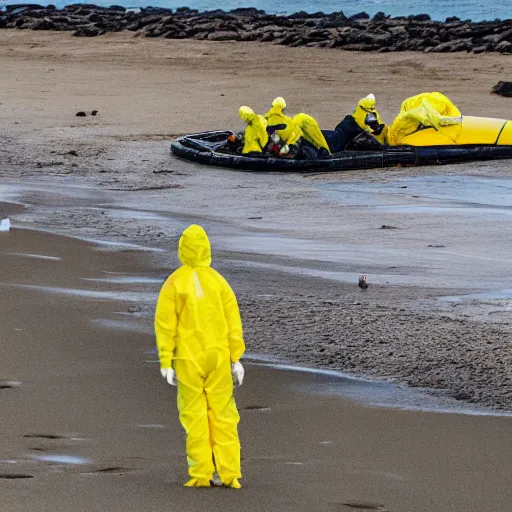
[155,224,246,489]
[264,97,331,156]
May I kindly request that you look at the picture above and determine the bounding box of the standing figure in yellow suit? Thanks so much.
[155,224,246,489]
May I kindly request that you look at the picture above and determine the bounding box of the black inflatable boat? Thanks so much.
[170,130,512,173]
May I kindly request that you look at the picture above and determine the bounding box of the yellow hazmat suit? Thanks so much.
[155,224,245,489]
[264,96,294,141]
[264,97,331,153]
[239,106,268,154]
[287,113,332,153]
[387,92,463,146]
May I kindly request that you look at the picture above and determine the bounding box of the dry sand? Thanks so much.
[0,29,512,510]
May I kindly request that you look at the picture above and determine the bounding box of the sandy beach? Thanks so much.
[1,29,512,510]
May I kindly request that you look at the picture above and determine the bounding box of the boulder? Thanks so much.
[491,81,512,97]
[207,30,239,40]
[495,40,512,53]
[431,39,471,52]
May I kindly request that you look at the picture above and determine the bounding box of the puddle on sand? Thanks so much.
[323,176,512,213]
[5,253,62,262]
[438,289,512,303]
[247,360,512,417]
[83,275,164,285]
[92,318,153,334]
[0,283,154,303]
[32,455,90,465]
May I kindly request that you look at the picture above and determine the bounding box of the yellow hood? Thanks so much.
[178,224,212,267]
[239,106,256,123]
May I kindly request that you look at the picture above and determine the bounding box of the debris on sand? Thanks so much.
[0,218,11,232]
[491,81,512,98]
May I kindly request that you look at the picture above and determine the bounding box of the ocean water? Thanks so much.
[2,0,512,22]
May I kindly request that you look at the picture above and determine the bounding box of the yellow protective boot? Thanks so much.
[184,478,211,488]
[223,478,242,489]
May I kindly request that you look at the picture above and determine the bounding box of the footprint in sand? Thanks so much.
[0,381,23,389]
[240,405,271,412]
[341,503,389,511]
[23,434,67,440]
[83,466,138,476]
[0,474,34,479]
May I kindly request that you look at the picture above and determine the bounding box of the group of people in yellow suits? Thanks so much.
[236,97,332,157]
[234,92,466,157]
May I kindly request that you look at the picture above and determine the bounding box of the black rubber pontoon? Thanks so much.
[170,130,512,173]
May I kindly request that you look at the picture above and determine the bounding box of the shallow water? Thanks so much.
[32,455,90,465]
[0,283,155,302]
[438,289,512,303]
[6,253,62,261]
[323,176,512,212]
[247,359,512,417]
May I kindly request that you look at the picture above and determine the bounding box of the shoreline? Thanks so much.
[1,5,512,53]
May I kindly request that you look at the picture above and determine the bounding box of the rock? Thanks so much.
[495,41,512,53]
[491,81,512,97]
[380,225,398,229]
[207,30,239,40]
[349,12,369,21]
[1,5,512,54]
[75,111,87,116]
[373,11,387,21]
[91,110,98,116]
[72,24,102,36]
[431,39,471,52]
[409,13,431,21]
[472,45,489,54]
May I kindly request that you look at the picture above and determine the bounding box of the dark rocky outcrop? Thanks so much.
[1,4,511,53]
[491,81,512,97]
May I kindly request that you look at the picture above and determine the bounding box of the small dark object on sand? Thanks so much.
[380,224,398,229]
[76,111,86,117]
[358,274,368,289]
[491,81,512,97]
[91,110,98,116]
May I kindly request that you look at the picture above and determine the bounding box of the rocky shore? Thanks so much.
[1,4,511,53]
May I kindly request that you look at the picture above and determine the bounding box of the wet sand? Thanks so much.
[0,30,512,409]
[1,222,512,512]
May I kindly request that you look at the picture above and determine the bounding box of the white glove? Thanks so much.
[231,362,245,386]
[160,368,177,386]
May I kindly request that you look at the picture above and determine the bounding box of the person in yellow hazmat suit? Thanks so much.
[155,224,246,489]
[264,96,294,142]
[238,106,268,154]
[264,97,331,156]
[387,92,462,146]
[334,93,387,150]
